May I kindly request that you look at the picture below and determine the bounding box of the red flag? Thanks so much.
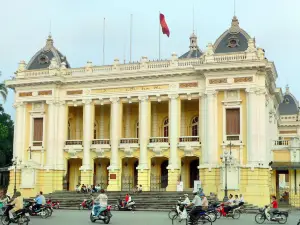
[160,13,170,37]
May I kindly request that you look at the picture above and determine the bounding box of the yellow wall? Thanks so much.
[68,107,83,140]
[68,158,82,190]
[273,151,290,162]
[240,90,247,164]
[217,91,224,162]
[122,103,139,138]
[151,102,168,137]
[181,99,199,136]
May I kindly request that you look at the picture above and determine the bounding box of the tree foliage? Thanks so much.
[0,105,14,167]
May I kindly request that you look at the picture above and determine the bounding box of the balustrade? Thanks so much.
[179,136,200,142]
[92,139,110,145]
[273,140,290,146]
[32,141,43,147]
[120,138,139,144]
[65,140,83,145]
[149,137,169,143]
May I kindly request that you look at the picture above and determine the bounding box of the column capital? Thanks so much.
[138,96,149,102]
[205,90,218,97]
[82,99,93,105]
[198,92,205,97]
[168,93,179,100]
[13,102,24,108]
[110,97,120,103]
[245,87,256,94]
[57,100,66,106]
[255,88,267,96]
[46,100,55,105]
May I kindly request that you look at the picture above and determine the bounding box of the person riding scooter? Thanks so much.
[8,191,24,219]
[92,189,108,218]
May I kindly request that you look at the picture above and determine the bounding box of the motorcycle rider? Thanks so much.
[8,191,23,219]
[268,196,278,220]
[239,194,244,206]
[200,193,208,210]
[223,194,234,214]
[187,190,202,225]
[33,191,45,212]
[92,189,108,217]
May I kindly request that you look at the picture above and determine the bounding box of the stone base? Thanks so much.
[166,169,180,191]
[137,169,150,191]
[80,170,93,186]
[107,170,121,191]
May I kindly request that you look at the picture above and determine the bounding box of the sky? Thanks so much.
[0,0,300,120]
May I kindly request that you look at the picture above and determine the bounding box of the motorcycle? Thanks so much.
[79,199,93,210]
[168,198,188,220]
[297,219,300,225]
[114,199,136,211]
[46,199,60,209]
[217,203,241,219]
[255,205,288,224]
[1,204,30,225]
[90,205,112,224]
[24,201,50,219]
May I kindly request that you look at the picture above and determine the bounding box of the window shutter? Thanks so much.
[226,109,240,135]
[33,118,43,141]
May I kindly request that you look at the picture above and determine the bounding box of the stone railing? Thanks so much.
[214,52,247,62]
[65,140,83,145]
[179,136,200,142]
[92,139,110,145]
[273,140,290,147]
[20,52,257,78]
[226,135,240,141]
[120,138,139,144]
[149,137,169,143]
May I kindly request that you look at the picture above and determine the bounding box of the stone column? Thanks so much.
[125,104,131,138]
[99,106,104,139]
[80,99,94,186]
[45,100,56,169]
[13,102,25,160]
[246,88,256,164]
[107,97,121,191]
[199,93,207,164]
[137,96,150,190]
[206,90,218,165]
[56,101,67,170]
[167,94,180,191]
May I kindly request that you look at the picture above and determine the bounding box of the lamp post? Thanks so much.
[12,157,22,195]
[220,141,233,202]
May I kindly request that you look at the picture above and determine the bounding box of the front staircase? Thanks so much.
[43,191,260,212]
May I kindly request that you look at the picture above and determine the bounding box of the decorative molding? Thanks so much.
[32,102,44,111]
[209,78,227,84]
[13,102,24,108]
[245,87,256,93]
[92,84,169,94]
[168,93,179,99]
[46,100,55,105]
[67,90,83,95]
[205,90,218,97]
[83,88,91,95]
[82,99,92,105]
[279,130,297,134]
[179,82,198,88]
[19,92,32,97]
[234,77,253,83]
[38,90,52,96]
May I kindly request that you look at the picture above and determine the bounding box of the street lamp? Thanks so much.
[12,157,22,195]
[220,141,234,202]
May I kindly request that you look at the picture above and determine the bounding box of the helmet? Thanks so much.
[100,189,105,193]
[15,191,21,197]
[200,193,205,197]
[184,194,188,197]
[192,190,198,195]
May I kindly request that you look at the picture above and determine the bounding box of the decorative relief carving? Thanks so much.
[32,91,38,97]
[179,82,198,88]
[279,130,297,134]
[234,77,253,83]
[19,92,32,97]
[168,94,179,99]
[226,90,239,100]
[38,90,52,96]
[209,78,227,84]
[82,99,92,105]
[110,97,120,103]
[169,83,178,90]
[32,102,44,111]
[92,84,169,94]
[138,96,149,102]
[67,90,83,95]
[83,89,91,95]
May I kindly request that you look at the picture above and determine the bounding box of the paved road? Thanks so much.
[28,210,300,225]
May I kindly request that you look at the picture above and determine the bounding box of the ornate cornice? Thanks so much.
[110,97,119,103]
[138,96,149,102]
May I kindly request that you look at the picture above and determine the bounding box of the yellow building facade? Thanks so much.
[5,16,283,206]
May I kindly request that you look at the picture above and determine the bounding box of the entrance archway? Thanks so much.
[121,157,138,191]
[181,156,199,189]
[275,170,289,202]
[150,157,168,191]
[67,158,82,191]
[94,158,110,190]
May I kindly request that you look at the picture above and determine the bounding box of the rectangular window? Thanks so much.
[226,108,240,135]
[33,118,43,146]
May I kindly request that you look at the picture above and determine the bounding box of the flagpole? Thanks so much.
[130,14,133,63]
[158,12,161,60]
[103,17,106,65]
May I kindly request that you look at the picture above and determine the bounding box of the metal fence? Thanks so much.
[150,174,168,191]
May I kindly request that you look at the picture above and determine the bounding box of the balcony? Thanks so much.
[226,135,240,141]
[64,140,83,158]
[148,137,169,157]
[272,140,291,150]
[119,138,139,157]
[91,139,111,158]
[178,136,201,156]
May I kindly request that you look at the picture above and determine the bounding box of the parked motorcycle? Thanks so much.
[114,199,136,211]
[24,201,50,219]
[255,205,288,224]
[79,199,93,210]
[1,204,30,225]
[90,205,112,224]
[46,198,60,209]
[217,203,241,219]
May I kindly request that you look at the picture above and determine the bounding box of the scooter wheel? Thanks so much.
[90,213,96,223]
[114,205,119,211]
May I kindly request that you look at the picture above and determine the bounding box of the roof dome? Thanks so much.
[278,85,299,115]
[179,33,203,59]
[213,16,251,54]
[26,35,70,70]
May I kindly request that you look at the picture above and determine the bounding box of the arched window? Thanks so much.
[163,118,169,137]
[136,122,139,138]
[68,121,71,140]
[191,116,198,136]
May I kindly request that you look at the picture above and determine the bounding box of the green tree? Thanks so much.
[0,70,8,102]
[0,105,14,167]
